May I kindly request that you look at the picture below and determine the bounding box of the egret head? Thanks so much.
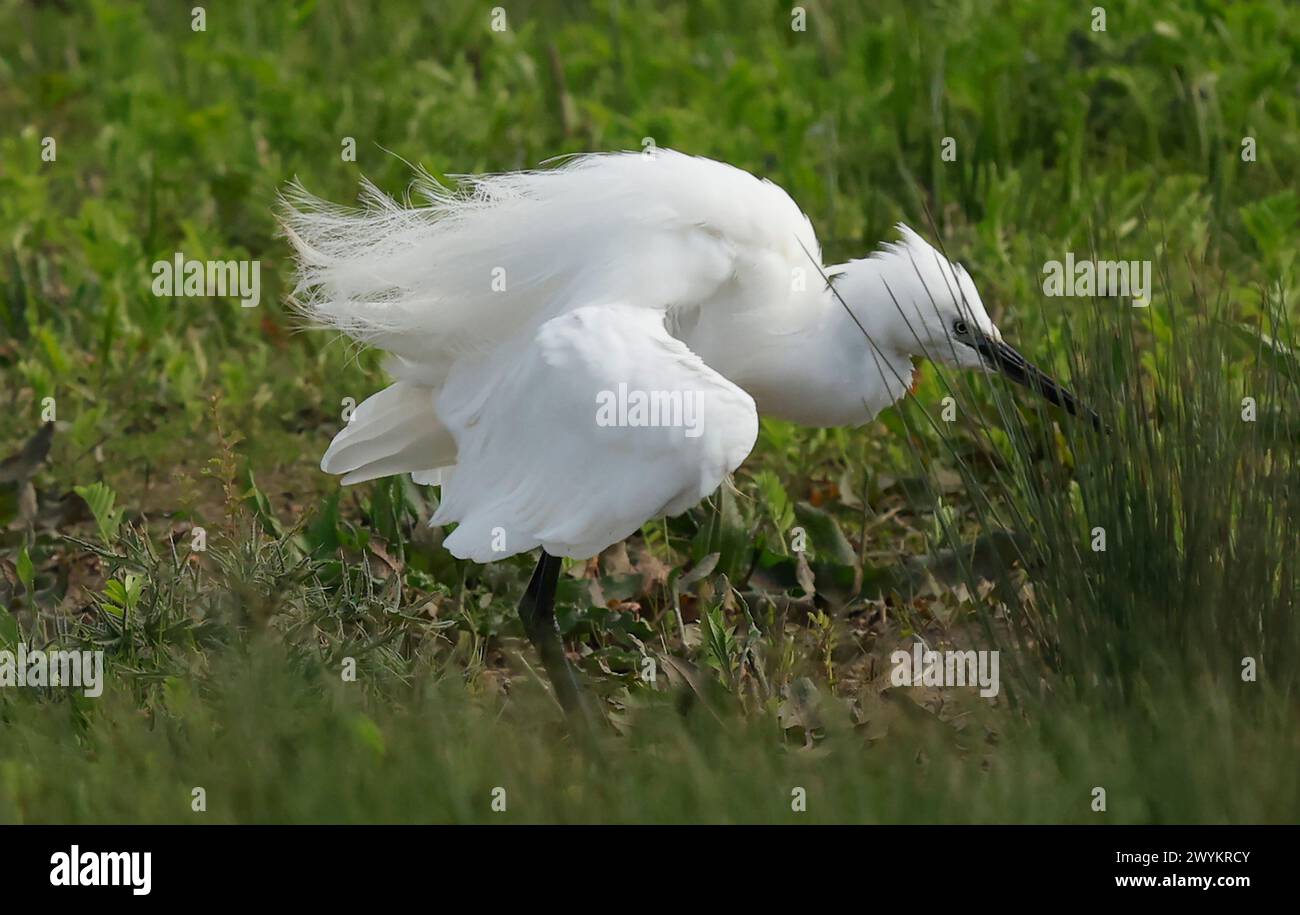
[833,224,1101,427]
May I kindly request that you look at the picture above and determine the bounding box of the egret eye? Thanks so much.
[952,319,969,336]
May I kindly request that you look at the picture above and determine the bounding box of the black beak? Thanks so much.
[976,337,1104,431]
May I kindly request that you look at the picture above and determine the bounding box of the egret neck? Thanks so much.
[675,260,919,429]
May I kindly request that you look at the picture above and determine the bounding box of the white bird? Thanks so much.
[282,149,1095,721]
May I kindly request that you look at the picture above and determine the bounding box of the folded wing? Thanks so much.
[431,304,758,562]
[320,381,456,485]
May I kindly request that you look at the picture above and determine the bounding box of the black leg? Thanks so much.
[517,550,596,729]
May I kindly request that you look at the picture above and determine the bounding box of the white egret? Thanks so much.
[282,149,1097,720]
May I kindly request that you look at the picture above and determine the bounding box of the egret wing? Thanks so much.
[320,381,456,485]
[431,303,758,562]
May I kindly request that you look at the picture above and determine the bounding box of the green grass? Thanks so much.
[0,0,1297,823]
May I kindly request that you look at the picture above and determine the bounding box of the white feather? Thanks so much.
[283,149,1006,561]
[320,381,455,485]
[430,304,757,561]
[282,149,819,359]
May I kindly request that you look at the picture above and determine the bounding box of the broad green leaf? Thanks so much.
[73,481,124,544]
[793,501,858,566]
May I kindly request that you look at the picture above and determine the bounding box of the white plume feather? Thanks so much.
[280,149,819,363]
